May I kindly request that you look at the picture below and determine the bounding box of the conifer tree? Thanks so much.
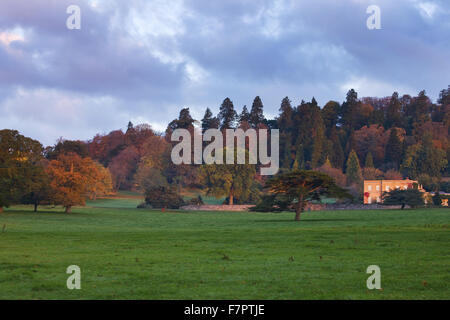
[239,105,250,124]
[218,98,237,130]
[346,149,363,186]
[201,108,219,132]
[249,96,265,128]
[365,152,374,168]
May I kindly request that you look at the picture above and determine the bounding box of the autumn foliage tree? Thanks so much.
[46,153,112,213]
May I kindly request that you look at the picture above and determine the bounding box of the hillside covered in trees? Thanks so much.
[1,86,449,210]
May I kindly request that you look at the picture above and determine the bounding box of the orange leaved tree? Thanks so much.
[46,153,111,213]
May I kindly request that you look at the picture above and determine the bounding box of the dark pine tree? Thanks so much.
[249,96,265,128]
[385,128,403,169]
[201,108,219,132]
[218,98,237,130]
[239,105,250,124]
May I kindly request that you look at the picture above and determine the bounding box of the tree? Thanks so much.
[200,147,256,205]
[314,160,347,187]
[292,144,305,170]
[432,193,442,206]
[239,105,250,124]
[385,92,403,128]
[322,101,340,135]
[385,128,403,169]
[201,108,219,132]
[362,167,383,180]
[144,186,185,209]
[249,96,265,128]
[85,162,113,200]
[20,161,53,212]
[401,134,447,178]
[346,150,363,186]
[108,146,140,190]
[46,153,87,213]
[46,153,107,213]
[329,129,345,169]
[384,169,403,180]
[353,125,387,167]
[340,89,360,130]
[382,189,425,209]
[262,170,352,221]
[218,98,237,130]
[0,130,44,212]
[46,139,89,159]
[365,152,374,168]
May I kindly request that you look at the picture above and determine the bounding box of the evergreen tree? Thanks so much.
[218,98,237,130]
[239,105,250,124]
[177,108,195,129]
[292,144,305,170]
[365,152,374,168]
[340,89,361,131]
[385,92,403,128]
[249,96,265,127]
[126,121,134,132]
[278,97,294,169]
[322,101,340,135]
[385,128,403,169]
[329,129,345,169]
[201,108,219,132]
[346,149,363,186]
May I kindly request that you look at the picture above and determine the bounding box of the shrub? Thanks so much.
[432,193,442,206]
[144,186,185,209]
[382,189,425,209]
[188,195,204,205]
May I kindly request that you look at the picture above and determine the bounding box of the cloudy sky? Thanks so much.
[0,0,449,146]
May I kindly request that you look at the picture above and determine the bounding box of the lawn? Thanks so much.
[0,199,448,299]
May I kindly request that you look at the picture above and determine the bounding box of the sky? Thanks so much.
[0,0,449,146]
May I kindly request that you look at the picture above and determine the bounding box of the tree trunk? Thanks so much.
[0,207,3,213]
[65,206,72,213]
[34,203,38,213]
[401,203,405,210]
[229,192,234,205]
[295,195,304,221]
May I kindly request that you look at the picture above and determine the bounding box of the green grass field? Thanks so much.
[0,198,449,300]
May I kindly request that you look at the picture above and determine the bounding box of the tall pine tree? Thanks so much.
[218,98,237,130]
[249,96,265,128]
[346,149,363,186]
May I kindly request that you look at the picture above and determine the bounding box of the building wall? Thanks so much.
[363,179,421,204]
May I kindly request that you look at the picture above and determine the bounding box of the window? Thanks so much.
[368,185,372,191]
[376,185,380,191]
[377,197,381,203]
[368,197,371,204]
[386,186,390,191]
[404,185,408,190]
[396,185,399,189]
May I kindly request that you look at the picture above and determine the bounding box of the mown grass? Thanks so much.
[0,200,448,300]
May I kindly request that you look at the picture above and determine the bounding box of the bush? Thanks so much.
[382,189,425,209]
[144,186,185,209]
[432,193,442,206]
[188,195,204,205]
[249,194,292,212]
